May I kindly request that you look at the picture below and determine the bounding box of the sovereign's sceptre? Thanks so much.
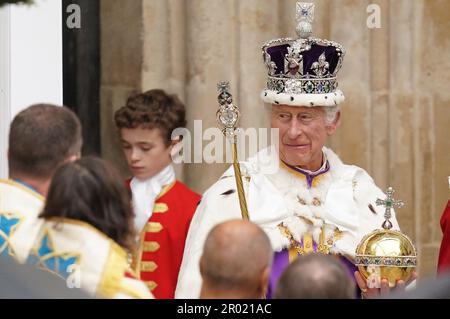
[216,81,249,220]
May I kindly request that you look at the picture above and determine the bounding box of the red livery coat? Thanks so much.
[128,180,200,298]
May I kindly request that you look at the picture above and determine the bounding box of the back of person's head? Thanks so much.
[114,89,186,146]
[40,156,135,251]
[200,220,273,298]
[275,254,355,299]
[8,104,82,180]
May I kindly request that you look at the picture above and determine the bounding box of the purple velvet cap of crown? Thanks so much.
[266,42,341,77]
[261,37,346,107]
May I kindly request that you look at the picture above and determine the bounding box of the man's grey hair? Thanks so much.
[324,105,340,124]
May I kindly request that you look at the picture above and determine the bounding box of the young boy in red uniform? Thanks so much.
[114,89,200,298]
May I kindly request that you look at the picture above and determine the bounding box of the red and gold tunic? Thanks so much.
[129,180,200,299]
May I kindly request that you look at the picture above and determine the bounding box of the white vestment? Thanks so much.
[0,179,45,263]
[0,179,153,299]
[175,147,399,298]
[29,218,155,299]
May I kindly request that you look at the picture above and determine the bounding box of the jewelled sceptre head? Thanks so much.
[355,186,417,288]
[217,82,241,141]
[216,81,249,220]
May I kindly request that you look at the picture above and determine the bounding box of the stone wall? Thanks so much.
[100,0,450,275]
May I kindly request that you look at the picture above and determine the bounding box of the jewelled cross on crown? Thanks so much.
[296,2,315,39]
[376,186,404,230]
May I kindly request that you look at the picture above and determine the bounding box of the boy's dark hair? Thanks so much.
[40,156,135,252]
[114,89,186,146]
[8,104,82,179]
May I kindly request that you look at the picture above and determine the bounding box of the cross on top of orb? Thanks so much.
[376,186,404,222]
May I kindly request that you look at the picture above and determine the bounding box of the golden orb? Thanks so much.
[355,229,417,288]
[355,186,417,288]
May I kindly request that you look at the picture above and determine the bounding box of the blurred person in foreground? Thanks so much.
[199,220,273,299]
[1,104,81,264]
[28,157,153,299]
[275,253,355,299]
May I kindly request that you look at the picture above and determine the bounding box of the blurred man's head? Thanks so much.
[199,220,273,299]
[8,104,82,196]
[275,254,355,299]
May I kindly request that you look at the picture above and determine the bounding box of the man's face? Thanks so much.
[120,127,174,181]
[270,105,338,171]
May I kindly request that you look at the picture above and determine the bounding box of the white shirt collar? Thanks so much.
[130,164,175,234]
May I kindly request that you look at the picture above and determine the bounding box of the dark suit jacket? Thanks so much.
[0,256,89,299]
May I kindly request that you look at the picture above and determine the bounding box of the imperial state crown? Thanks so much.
[261,2,345,107]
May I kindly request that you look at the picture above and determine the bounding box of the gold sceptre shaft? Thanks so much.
[216,81,249,220]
